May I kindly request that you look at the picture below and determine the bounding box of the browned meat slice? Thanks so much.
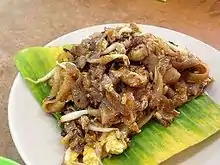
[100,99,120,125]
[173,81,188,107]
[70,43,89,59]
[87,32,107,51]
[81,71,104,107]
[90,64,106,80]
[62,121,85,153]
[101,74,125,115]
[72,74,89,109]
[187,83,203,96]
[87,86,104,108]
[165,86,176,98]
[121,91,140,133]
[69,130,85,153]
[105,89,124,114]
[154,96,180,126]
[187,78,212,97]
[163,67,181,84]
[74,56,87,69]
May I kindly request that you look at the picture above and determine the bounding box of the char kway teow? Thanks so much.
[26,23,211,165]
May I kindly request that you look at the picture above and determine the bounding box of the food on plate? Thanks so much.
[26,23,211,165]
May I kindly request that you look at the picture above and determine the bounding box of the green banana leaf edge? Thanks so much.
[15,46,220,165]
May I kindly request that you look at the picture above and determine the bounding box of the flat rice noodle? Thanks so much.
[50,66,62,96]
[121,92,138,132]
[121,98,139,132]
[55,65,78,101]
[42,99,65,113]
[81,72,91,90]
[153,68,163,98]
[158,57,171,75]
[148,68,163,109]
[186,63,209,83]
[172,57,200,70]
[142,54,158,73]
[42,64,79,113]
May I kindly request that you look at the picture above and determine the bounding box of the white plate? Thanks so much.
[8,24,220,165]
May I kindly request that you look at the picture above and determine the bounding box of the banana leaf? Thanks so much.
[15,46,220,165]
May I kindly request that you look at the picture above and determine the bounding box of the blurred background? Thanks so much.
[0,0,219,164]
